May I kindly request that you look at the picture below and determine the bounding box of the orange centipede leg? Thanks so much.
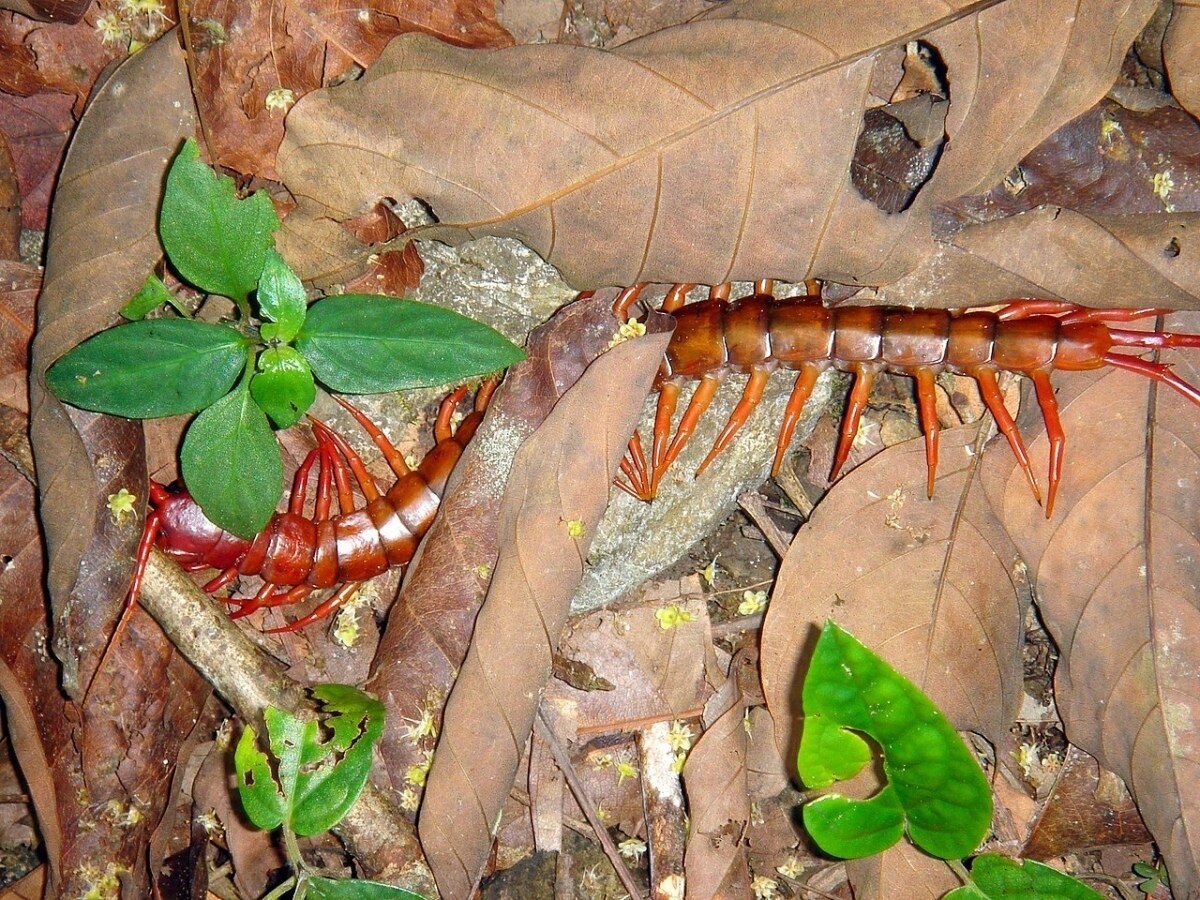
[771,364,821,477]
[975,368,1041,504]
[264,581,362,634]
[695,366,771,475]
[333,396,411,479]
[830,365,876,482]
[655,374,721,494]
[913,367,940,498]
[1029,370,1064,518]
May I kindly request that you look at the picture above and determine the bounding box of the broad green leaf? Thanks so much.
[943,854,1103,899]
[45,319,249,418]
[303,875,426,899]
[120,272,187,319]
[258,249,307,342]
[295,294,525,393]
[181,385,282,537]
[232,687,385,840]
[160,138,279,303]
[251,346,315,428]
[799,621,993,860]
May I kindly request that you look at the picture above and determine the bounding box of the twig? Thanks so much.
[737,490,793,558]
[536,711,645,900]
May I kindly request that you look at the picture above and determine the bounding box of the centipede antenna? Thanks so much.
[913,367,940,499]
[333,396,411,479]
[696,366,771,476]
[1107,328,1200,350]
[1030,371,1065,519]
[975,369,1042,504]
[771,365,821,478]
[1103,353,1200,407]
[830,366,876,482]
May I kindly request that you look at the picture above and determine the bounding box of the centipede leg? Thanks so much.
[228,582,279,620]
[617,433,653,500]
[1103,352,1200,406]
[264,581,363,634]
[1030,370,1064,518]
[612,282,649,320]
[975,368,1042,504]
[830,365,876,481]
[996,299,1084,320]
[771,365,821,477]
[656,374,721,494]
[435,386,471,442]
[661,283,695,314]
[314,421,382,502]
[695,366,771,475]
[126,491,167,607]
[333,396,411,479]
[913,367,940,498]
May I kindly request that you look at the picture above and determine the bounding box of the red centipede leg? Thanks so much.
[475,378,500,412]
[754,279,775,296]
[913,367,940,498]
[830,365,876,481]
[709,282,732,302]
[996,299,1084,320]
[435,386,471,442]
[803,279,822,299]
[771,364,821,477]
[264,581,363,634]
[332,397,411,479]
[312,421,357,513]
[1103,352,1200,407]
[651,381,681,473]
[612,282,648,320]
[655,374,721,494]
[228,582,278,620]
[288,445,324,515]
[974,368,1041,504]
[126,496,166,607]
[1107,328,1200,351]
[695,366,772,475]
[661,283,695,314]
[617,433,653,500]
[1029,370,1064,518]
[1061,308,1168,326]
[314,421,382,502]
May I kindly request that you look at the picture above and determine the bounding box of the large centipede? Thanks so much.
[127,382,494,633]
[612,281,1200,516]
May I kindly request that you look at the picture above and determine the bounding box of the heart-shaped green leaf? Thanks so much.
[799,621,993,860]
[295,294,525,393]
[944,854,1103,899]
[160,138,279,303]
[251,346,316,428]
[181,384,282,537]
[45,319,249,418]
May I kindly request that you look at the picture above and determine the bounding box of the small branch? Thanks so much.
[737,490,794,558]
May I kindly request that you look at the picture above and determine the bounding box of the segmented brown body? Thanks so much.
[129,384,493,633]
[615,281,1200,516]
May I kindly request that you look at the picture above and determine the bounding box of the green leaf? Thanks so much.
[295,294,525,393]
[160,138,279,303]
[258,249,307,342]
[799,621,993,860]
[181,385,282,537]
[232,687,386,841]
[303,875,426,900]
[251,347,316,428]
[45,319,249,418]
[120,272,188,319]
[943,854,1103,899]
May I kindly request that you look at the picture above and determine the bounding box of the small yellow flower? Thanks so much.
[666,720,693,753]
[776,856,803,879]
[403,704,438,743]
[615,759,638,786]
[107,488,138,525]
[738,589,768,616]
[672,751,687,774]
[195,808,224,841]
[474,563,491,579]
[751,875,779,899]
[94,11,130,45]
[699,556,720,587]
[265,87,297,115]
[566,518,585,539]
[405,749,434,787]
[1152,170,1175,206]
[607,318,647,349]
[332,605,360,648]
[617,837,647,861]
[656,604,694,630]
[398,787,420,812]
[592,752,613,770]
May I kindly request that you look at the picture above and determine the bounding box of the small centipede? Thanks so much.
[128,383,494,633]
[611,281,1200,516]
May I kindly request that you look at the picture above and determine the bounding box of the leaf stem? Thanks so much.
[947,858,971,885]
[260,874,296,900]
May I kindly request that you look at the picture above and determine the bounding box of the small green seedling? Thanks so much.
[234,685,424,900]
[943,854,1103,899]
[797,621,993,859]
[1133,858,1170,896]
[46,138,524,537]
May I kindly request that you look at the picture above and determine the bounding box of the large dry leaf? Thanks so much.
[0,90,75,231]
[760,423,1025,765]
[28,34,195,693]
[186,0,512,178]
[980,311,1200,898]
[278,0,1154,290]
[417,327,670,899]
[1164,5,1200,120]
[0,260,38,409]
[0,129,18,257]
[366,294,643,796]
[845,842,959,900]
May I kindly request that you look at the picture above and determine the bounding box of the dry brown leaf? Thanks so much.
[0,8,123,108]
[682,664,753,900]
[0,129,18,257]
[760,423,1026,769]
[417,325,670,899]
[28,34,195,693]
[278,0,1154,291]
[1164,5,1200,120]
[0,261,38,409]
[845,841,959,900]
[366,294,656,797]
[0,91,74,231]
[0,0,89,23]
[980,311,1200,898]
[186,0,512,178]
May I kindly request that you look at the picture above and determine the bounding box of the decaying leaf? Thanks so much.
[278,0,1155,295]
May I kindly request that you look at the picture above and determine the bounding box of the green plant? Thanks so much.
[46,138,524,537]
[235,685,423,900]
[797,622,1102,899]
[1133,858,1170,895]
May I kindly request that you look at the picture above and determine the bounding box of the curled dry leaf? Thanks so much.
[980,311,1200,898]
[185,0,512,178]
[278,0,1154,293]
[760,423,1026,767]
[28,35,196,693]
[1164,6,1200,120]
[366,293,643,797]
[417,325,670,899]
